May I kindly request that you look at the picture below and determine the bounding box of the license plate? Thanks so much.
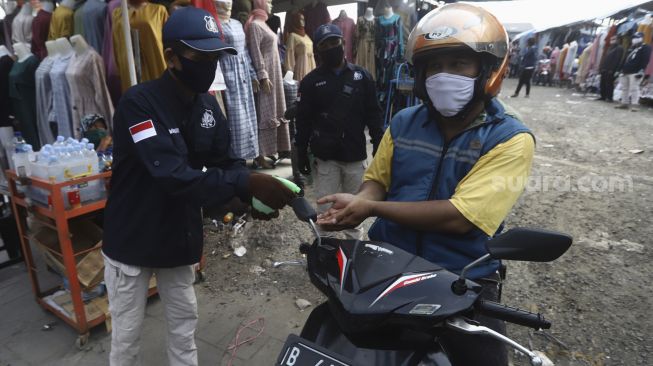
[277,334,353,366]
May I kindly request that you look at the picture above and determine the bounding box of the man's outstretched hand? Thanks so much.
[316,193,372,231]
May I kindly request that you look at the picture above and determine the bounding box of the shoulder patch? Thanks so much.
[130,120,157,143]
[201,110,216,128]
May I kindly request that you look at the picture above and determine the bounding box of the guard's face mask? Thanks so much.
[319,45,345,68]
[425,72,477,117]
[84,129,108,148]
[172,53,218,94]
[632,37,643,46]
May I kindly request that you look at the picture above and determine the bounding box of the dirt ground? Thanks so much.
[198,79,653,366]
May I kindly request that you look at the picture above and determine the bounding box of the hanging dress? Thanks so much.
[220,19,259,160]
[285,32,316,81]
[246,19,289,156]
[356,17,375,78]
[8,55,41,149]
[375,14,402,98]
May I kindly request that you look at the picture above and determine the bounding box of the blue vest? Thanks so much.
[368,99,532,279]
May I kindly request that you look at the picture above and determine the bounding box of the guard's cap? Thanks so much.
[163,7,236,54]
[313,24,343,46]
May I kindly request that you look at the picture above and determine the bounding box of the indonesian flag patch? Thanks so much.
[129,120,157,143]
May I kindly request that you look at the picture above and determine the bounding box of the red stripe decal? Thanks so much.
[130,120,154,135]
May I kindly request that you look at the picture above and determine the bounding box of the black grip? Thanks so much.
[476,300,551,330]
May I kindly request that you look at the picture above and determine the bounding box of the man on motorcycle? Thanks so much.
[317,4,535,365]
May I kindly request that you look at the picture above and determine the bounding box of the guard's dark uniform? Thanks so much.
[295,63,384,161]
[103,71,250,268]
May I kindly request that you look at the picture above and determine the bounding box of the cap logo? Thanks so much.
[424,26,457,41]
[205,15,219,33]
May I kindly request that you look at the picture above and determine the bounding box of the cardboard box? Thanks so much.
[33,220,104,289]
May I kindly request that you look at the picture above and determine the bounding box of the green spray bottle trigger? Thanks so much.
[252,176,302,214]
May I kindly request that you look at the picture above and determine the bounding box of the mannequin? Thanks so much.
[356,7,376,76]
[41,1,54,12]
[214,0,260,160]
[55,37,73,56]
[12,3,34,44]
[302,0,330,42]
[285,11,315,81]
[61,0,76,8]
[332,8,355,61]
[70,34,89,55]
[44,40,58,56]
[79,0,108,52]
[245,0,290,168]
[364,7,374,21]
[375,4,403,99]
[49,0,75,39]
[13,42,32,62]
[8,39,41,149]
[30,0,54,60]
[112,0,169,91]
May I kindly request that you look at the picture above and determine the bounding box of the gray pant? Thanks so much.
[313,158,367,240]
[104,253,198,366]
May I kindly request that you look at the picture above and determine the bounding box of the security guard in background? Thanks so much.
[295,23,383,239]
[102,8,294,366]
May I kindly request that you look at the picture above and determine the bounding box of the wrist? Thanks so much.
[366,199,379,217]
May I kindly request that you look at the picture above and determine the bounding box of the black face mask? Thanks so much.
[172,53,218,94]
[319,45,344,68]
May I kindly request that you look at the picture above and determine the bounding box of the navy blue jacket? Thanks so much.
[520,46,538,68]
[621,44,651,74]
[103,71,250,268]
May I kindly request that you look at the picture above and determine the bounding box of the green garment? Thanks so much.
[9,55,41,150]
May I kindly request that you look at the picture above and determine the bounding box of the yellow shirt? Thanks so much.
[112,3,169,91]
[48,5,74,40]
[364,127,535,236]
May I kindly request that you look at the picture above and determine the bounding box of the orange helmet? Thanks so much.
[407,3,509,101]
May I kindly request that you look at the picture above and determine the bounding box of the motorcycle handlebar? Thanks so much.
[475,300,551,330]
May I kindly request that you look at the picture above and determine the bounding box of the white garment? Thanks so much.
[619,73,641,105]
[104,253,198,366]
[313,158,367,240]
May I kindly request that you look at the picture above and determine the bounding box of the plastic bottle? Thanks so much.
[53,135,65,148]
[8,132,26,171]
[12,144,30,177]
[85,143,98,174]
[25,144,36,163]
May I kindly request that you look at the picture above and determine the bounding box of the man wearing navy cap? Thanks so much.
[102,7,295,366]
[295,23,383,239]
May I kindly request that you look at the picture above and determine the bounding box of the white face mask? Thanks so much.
[425,73,477,117]
[632,37,643,46]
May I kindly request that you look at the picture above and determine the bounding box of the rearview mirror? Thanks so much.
[486,228,572,262]
[291,197,317,223]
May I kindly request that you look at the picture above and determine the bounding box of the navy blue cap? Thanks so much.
[163,7,236,54]
[313,24,343,46]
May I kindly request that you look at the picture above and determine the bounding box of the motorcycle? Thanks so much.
[534,59,552,86]
[275,197,572,366]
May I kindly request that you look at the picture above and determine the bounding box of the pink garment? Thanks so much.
[303,1,330,41]
[588,33,602,74]
[645,46,653,76]
[332,15,355,62]
[245,0,268,35]
[102,0,121,106]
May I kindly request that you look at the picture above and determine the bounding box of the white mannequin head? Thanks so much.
[364,7,373,21]
[13,42,32,62]
[55,37,74,56]
[29,0,41,12]
[45,40,58,56]
[215,0,232,21]
[266,0,272,14]
[61,0,76,8]
[4,0,18,14]
[70,35,89,55]
[19,2,32,14]
[338,10,346,19]
[40,0,54,12]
